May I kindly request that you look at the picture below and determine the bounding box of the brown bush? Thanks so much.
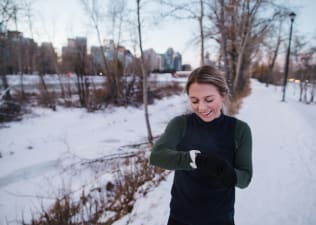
[27,147,168,225]
[0,100,23,122]
[226,79,252,115]
[151,81,184,100]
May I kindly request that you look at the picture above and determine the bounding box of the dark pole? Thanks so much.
[282,12,296,102]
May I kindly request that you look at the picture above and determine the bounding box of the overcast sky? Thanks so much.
[16,0,316,68]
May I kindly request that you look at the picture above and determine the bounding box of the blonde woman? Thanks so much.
[150,65,253,225]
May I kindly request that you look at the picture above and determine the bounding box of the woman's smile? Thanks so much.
[188,82,224,122]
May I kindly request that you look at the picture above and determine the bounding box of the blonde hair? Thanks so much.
[185,65,229,97]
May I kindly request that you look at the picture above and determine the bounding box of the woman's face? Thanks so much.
[188,82,225,122]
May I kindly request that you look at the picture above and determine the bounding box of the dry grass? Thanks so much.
[26,148,168,225]
[226,79,252,115]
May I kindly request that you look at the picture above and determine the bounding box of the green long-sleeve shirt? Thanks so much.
[149,115,252,189]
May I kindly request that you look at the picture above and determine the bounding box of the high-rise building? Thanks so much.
[143,48,161,71]
[0,30,39,74]
[143,47,183,72]
[62,37,87,74]
[36,42,57,74]
[173,52,182,71]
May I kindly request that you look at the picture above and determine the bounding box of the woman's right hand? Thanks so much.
[195,153,237,187]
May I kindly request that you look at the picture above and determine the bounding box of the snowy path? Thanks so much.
[113,80,316,225]
[235,82,316,225]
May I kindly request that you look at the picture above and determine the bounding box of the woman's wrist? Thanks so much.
[189,150,201,169]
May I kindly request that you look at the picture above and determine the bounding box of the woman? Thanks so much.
[149,65,252,225]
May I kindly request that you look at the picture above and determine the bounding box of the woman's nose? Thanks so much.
[198,102,208,111]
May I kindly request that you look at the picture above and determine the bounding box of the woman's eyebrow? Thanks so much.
[189,95,215,99]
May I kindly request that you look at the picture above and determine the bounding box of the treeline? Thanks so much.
[252,46,316,104]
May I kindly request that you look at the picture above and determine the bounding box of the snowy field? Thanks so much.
[1,79,316,225]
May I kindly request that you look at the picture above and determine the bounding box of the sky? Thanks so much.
[15,0,316,68]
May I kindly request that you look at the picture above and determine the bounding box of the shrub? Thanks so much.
[27,147,168,225]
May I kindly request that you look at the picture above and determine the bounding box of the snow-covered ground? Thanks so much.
[1,79,315,225]
[0,73,187,93]
[0,91,189,224]
[113,80,316,225]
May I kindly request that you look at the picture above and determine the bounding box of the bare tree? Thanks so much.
[160,0,207,66]
[136,0,153,145]
[12,4,26,100]
[266,22,282,85]
[292,35,307,102]
[299,47,316,104]
[80,0,114,100]
[259,13,288,86]
[81,0,130,105]
[0,0,17,100]
[1,0,35,101]
[0,0,16,31]
[107,0,127,103]
[209,0,286,100]
[0,0,25,121]
[24,0,36,74]
[218,0,231,88]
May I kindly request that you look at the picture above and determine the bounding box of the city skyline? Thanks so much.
[11,0,197,65]
[9,0,316,68]
[1,30,185,75]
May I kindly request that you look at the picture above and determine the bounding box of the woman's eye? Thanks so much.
[206,99,214,103]
[191,101,198,104]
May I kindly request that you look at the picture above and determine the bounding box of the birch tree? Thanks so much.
[136,0,153,145]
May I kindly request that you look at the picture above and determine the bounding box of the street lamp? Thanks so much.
[282,12,296,102]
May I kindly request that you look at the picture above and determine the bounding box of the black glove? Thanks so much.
[196,153,237,187]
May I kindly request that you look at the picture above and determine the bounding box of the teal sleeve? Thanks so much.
[149,116,193,170]
[234,119,253,189]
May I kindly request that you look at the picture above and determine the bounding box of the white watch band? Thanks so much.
[189,150,201,169]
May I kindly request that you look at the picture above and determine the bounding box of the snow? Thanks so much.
[234,81,316,225]
[0,92,188,224]
[113,80,316,225]
[1,79,316,225]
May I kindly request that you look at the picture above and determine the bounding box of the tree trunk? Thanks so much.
[14,10,25,100]
[267,21,282,86]
[309,82,315,104]
[199,0,205,66]
[1,74,11,100]
[299,81,303,102]
[17,36,24,98]
[219,0,231,91]
[232,1,253,94]
[303,81,308,103]
[0,32,11,100]
[137,0,153,146]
